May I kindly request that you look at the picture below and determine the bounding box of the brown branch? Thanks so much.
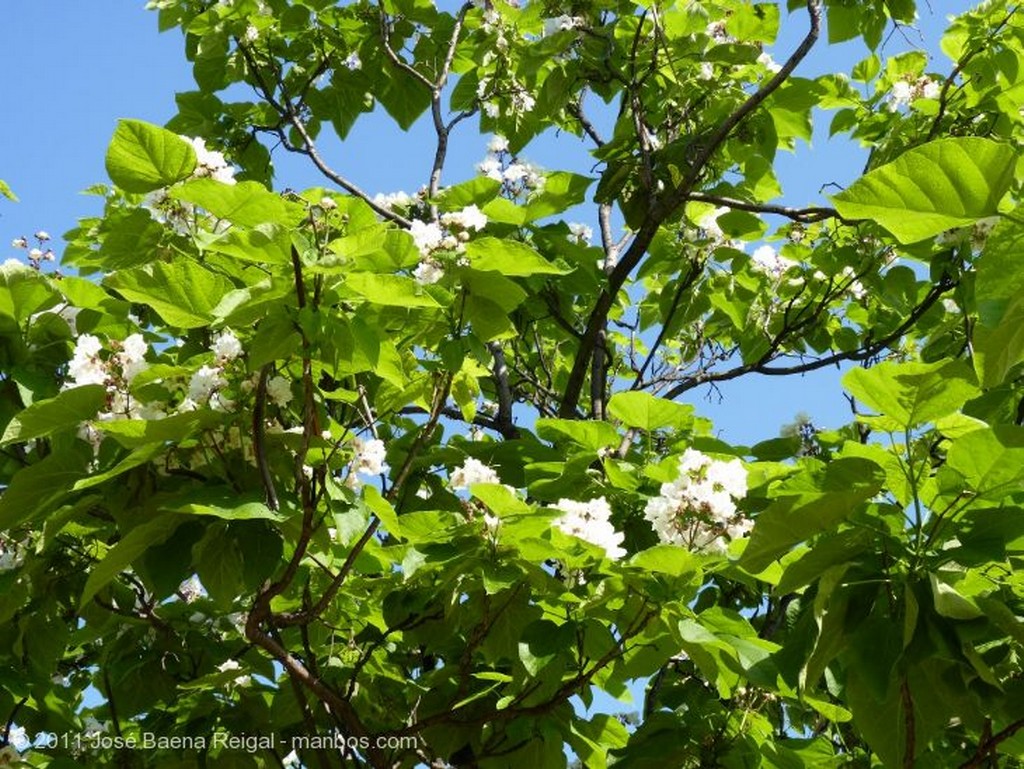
[662,273,954,400]
[687,192,847,224]
[253,364,279,511]
[960,717,1024,769]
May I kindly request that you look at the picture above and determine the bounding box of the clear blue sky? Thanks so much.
[1,1,955,445]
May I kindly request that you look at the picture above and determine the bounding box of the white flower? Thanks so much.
[1,258,29,276]
[644,449,749,553]
[697,207,728,240]
[477,156,503,181]
[568,222,592,244]
[888,79,914,111]
[319,195,337,210]
[698,62,715,81]
[28,248,43,261]
[217,659,251,687]
[487,135,509,154]
[185,136,236,185]
[841,266,866,300]
[244,24,259,42]
[344,52,362,70]
[211,329,243,363]
[353,437,386,476]
[551,497,626,560]
[34,230,50,241]
[413,259,445,285]
[757,52,782,74]
[67,334,108,387]
[11,237,28,249]
[266,375,293,407]
[82,717,109,736]
[409,220,445,255]
[373,191,412,209]
[179,575,206,603]
[441,205,488,232]
[188,365,226,404]
[751,244,796,277]
[7,727,29,751]
[483,102,500,118]
[118,333,149,382]
[921,78,941,100]
[282,751,302,768]
[544,14,581,35]
[511,90,536,115]
[0,543,23,572]
[705,20,731,42]
[450,457,501,490]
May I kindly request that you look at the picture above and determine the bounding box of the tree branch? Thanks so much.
[559,0,822,416]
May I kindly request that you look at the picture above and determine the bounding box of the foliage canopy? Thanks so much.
[2,0,1024,767]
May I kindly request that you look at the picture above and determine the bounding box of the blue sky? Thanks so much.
[2,1,956,445]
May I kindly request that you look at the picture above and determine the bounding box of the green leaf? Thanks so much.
[523,172,592,220]
[0,448,89,529]
[162,488,284,520]
[79,514,184,609]
[741,458,885,572]
[607,391,694,432]
[105,119,196,193]
[363,485,403,539]
[344,272,441,308]
[195,223,293,264]
[629,545,700,577]
[170,179,305,227]
[1,385,106,446]
[465,238,571,277]
[0,179,18,202]
[831,138,1017,243]
[843,359,979,429]
[536,418,620,452]
[946,426,1024,501]
[74,444,165,491]
[104,258,233,328]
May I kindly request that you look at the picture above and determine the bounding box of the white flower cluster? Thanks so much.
[750,244,796,278]
[373,190,414,210]
[888,76,942,111]
[568,222,593,245]
[544,14,583,36]
[179,329,243,412]
[0,537,25,571]
[757,52,782,74]
[477,68,538,120]
[216,659,251,687]
[643,448,751,554]
[450,457,502,489]
[184,136,236,185]
[477,139,545,199]
[10,230,55,269]
[344,437,386,489]
[409,205,488,285]
[551,496,627,560]
[705,20,734,43]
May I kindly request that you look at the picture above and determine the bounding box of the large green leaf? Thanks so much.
[831,138,1016,243]
[344,272,441,308]
[465,238,572,277]
[79,514,184,609]
[1,385,106,446]
[161,488,284,521]
[946,426,1024,501]
[105,119,196,193]
[843,359,979,429]
[170,179,305,227]
[104,258,234,328]
[0,448,90,529]
[607,391,694,432]
[740,458,885,572]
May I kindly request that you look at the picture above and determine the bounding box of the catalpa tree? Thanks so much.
[1,0,1023,766]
